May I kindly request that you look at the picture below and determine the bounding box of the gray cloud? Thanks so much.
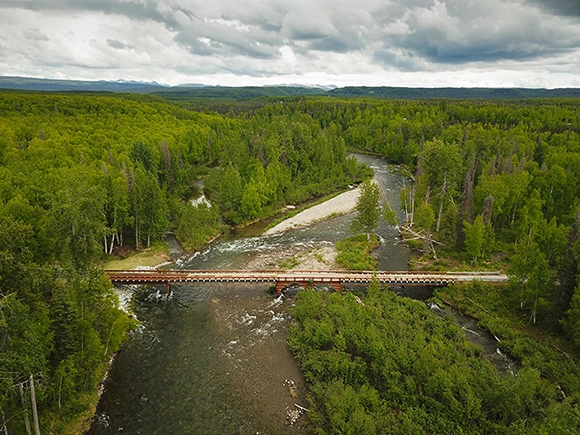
[172,16,282,60]
[107,39,131,50]
[0,0,165,22]
[5,0,579,63]
[22,27,49,41]
[526,0,580,17]
[372,0,580,65]
[373,48,427,72]
[0,0,580,86]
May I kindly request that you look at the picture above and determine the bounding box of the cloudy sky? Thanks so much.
[1,0,580,88]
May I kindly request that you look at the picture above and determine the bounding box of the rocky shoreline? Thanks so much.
[264,187,360,235]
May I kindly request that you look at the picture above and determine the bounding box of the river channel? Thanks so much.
[87,154,514,434]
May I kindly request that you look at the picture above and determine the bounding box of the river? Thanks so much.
[87,154,515,434]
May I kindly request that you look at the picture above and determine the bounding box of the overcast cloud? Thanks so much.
[1,0,580,87]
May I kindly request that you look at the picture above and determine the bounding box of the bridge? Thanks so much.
[105,269,508,296]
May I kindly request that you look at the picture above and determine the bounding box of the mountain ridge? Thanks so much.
[1,76,580,99]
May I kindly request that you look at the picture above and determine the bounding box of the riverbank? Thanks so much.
[265,187,360,235]
[90,154,411,433]
[102,242,171,270]
[103,187,361,271]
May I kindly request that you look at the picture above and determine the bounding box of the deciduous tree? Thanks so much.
[351,180,382,241]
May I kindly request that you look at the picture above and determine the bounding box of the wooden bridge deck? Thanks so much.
[105,269,509,296]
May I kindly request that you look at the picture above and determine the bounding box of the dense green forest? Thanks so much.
[289,285,580,434]
[2,90,580,433]
[243,96,580,337]
[0,91,368,433]
[278,97,580,433]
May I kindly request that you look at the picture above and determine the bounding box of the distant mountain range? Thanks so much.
[328,86,580,99]
[0,76,169,93]
[1,76,580,100]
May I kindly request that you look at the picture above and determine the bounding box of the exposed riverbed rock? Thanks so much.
[244,243,338,271]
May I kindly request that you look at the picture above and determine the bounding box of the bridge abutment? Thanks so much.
[275,282,286,296]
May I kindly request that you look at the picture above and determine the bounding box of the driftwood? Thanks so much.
[394,164,416,181]
[295,404,309,413]
[436,172,447,233]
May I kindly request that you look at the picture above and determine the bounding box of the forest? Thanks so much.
[0,90,369,432]
[1,90,580,433]
[282,97,580,433]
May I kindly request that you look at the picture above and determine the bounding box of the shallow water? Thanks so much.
[89,282,313,434]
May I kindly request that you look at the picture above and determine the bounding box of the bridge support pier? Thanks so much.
[330,282,342,292]
[275,282,286,297]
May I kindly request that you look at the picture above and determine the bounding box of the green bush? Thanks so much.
[336,234,379,270]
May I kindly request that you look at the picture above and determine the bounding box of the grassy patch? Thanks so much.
[410,254,466,272]
[336,234,379,270]
[43,392,99,435]
[103,241,170,270]
[278,256,300,270]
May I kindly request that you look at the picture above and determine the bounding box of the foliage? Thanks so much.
[351,180,382,238]
[174,202,223,252]
[278,256,301,270]
[438,281,580,428]
[0,91,369,256]
[336,234,379,270]
[289,288,580,434]
[292,96,580,339]
[4,90,580,431]
[327,86,580,99]
[0,218,135,433]
[565,286,580,346]
[0,91,373,432]
[464,215,492,264]
[155,86,326,103]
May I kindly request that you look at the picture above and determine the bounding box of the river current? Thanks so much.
[87,154,515,434]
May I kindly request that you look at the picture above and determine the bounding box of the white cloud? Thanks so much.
[0,0,579,87]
